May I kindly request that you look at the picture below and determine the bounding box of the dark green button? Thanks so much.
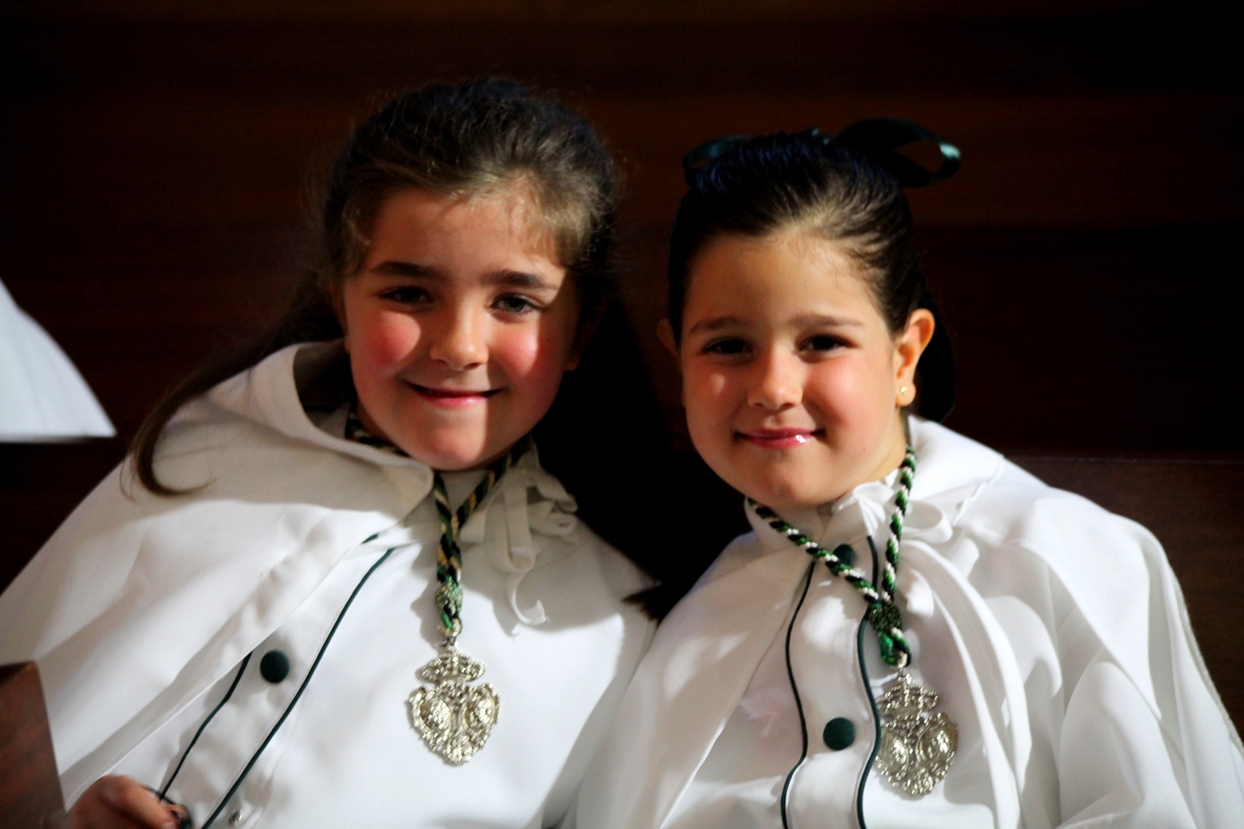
[832,544,855,567]
[823,717,855,750]
[259,650,290,683]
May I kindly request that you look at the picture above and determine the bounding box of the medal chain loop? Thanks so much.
[749,444,959,798]
[342,409,529,764]
[748,445,917,668]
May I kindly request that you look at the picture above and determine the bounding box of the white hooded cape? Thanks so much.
[0,342,653,826]
[574,418,1243,829]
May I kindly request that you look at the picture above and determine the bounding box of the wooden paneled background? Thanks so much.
[2,1,1242,724]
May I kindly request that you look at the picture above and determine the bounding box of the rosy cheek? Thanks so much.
[682,368,731,424]
[705,376,733,413]
[506,333,545,374]
[810,360,861,408]
[358,313,420,370]
[497,320,571,379]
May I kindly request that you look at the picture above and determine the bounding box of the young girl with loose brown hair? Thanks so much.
[0,78,660,829]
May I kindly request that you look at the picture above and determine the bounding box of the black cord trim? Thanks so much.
[141,785,192,829]
[779,560,817,829]
[158,652,252,801]
[855,536,885,829]
[202,547,397,827]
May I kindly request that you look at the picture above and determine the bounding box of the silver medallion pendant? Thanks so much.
[408,645,499,765]
[874,671,958,796]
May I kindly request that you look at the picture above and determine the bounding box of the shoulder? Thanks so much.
[965,474,1157,565]
[909,423,1179,696]
[145,342,433,502]
[0,344,428,662]
[912,417,1158,566]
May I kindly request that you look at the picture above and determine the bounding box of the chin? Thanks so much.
[429,451,492,472]
[388,434,478,471]
[738,478,816,512]
[733,459,823,506]
[765,495,830,514]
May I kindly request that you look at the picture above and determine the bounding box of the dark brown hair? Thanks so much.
[668,129,956,421]
[132,78,619,493]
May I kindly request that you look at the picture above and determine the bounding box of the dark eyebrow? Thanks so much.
[369,261,439,278]
[687,315,745,336]
[687,312,863,337]
[791,313,863,328]
[366,262,558,292]
[484,270,560,291]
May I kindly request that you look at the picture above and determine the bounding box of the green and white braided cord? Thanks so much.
[749,445,917,668]
[432,442,526,644]
[344,408,527,646]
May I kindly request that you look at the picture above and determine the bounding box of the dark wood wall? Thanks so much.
[3,1,1242,721]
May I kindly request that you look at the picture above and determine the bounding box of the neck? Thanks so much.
[856,411,910,492]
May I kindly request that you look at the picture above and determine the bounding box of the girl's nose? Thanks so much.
[429,308,487,370]
[748,351,802,410]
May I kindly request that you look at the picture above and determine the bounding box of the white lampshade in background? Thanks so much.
[0,279,115,442]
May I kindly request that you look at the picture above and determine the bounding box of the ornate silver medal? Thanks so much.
[408,646,499,765]
[875,671,958,796]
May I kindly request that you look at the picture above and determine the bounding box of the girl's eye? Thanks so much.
[493,295,541,315]
[380,286,431,304]
[803,335,846,353]
[703,337,750,357]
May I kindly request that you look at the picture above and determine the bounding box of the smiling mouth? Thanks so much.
[735,428,821,449]
[409,383,501,404]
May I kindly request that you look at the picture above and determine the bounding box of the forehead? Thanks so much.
[366,183,560,263]
[685,230,877,321]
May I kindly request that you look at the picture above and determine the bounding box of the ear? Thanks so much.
[894,308,935,407]
[656,319,680,367]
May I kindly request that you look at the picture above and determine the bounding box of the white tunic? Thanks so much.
[0,342,654,828]
[575,417,1244,829]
